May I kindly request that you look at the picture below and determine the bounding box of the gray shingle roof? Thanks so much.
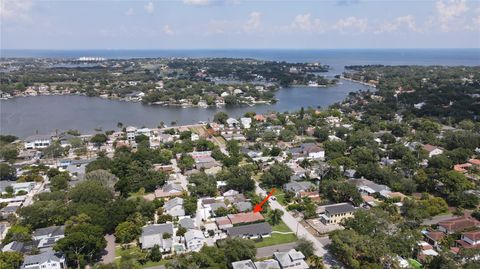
[142,223,173,237]
[33,225,65,238]
[164,197,183,211]
[234,201,252,212]
[232,259,256,269]
[325,203,356,215]
[226,222,272,237]
[22,249,63,266]
[178,217,196,229]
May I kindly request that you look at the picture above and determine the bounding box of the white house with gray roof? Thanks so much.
[273,249,308,269]
[32,225,65,249]
[283,181,316,197]
[319,202,356,225]
[184,229,205,251]
[232,259,256,269]
[164,197,185,217]
[24,135,52,150]
[139,223,174,251]
[21,249,66,269]
[178,217,196,230]
[255,259,281,269]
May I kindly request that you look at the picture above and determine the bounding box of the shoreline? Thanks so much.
[0,92,276,107]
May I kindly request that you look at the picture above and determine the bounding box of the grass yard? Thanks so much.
[115,245,168,268]
[254,221,297,248]
[408,259,422,269]
[272,189,287,205]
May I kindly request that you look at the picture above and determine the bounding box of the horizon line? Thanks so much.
[2,48,480,51]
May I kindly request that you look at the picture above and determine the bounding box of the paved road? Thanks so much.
[255,183,333,266]
[101,234,116,264]
[256,242,297,258]
[170,159,189,194]
[23,180,46,207]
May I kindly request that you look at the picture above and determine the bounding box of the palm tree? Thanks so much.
[308,255,324,269]
[267,209,284,225]
[117,122,123,129]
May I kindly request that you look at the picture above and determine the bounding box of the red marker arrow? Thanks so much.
[253,188,276,213]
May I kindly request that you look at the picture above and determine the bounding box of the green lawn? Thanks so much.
[272,189,287,205]
[272,222,292,233]
[253,222,297,248]
[115,245,168,268]
[408,259,422,269]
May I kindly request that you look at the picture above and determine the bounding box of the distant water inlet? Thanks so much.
[0,80,371,137]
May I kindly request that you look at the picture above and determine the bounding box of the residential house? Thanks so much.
[255,260,281,269]
[283,181,316,197]
[423,144,444,158]
[188,151,218,169]
[21,249,66,269]
[241,117,252,129]
[33,225,65,249]
[24,135,51,149]
[254,114,266,122]
[217,212,265,229]
[139,223,174,251]
[154,182,183,198]
[226,222,272,239]
[273,249,309,269]
[344,169,357,179]
[0,202,21,218]
[184,229,206,251]
[232,260,256,269]
[234,201,252,212]
[456,230,480,249]
[232,259,280,269]
[223,189,240,197]
[10,182,36,194]
[178,217,196,230]
[227,118,240,128]
[319,203,356,225]
[423,231,444,249]
[438,217,479,234]
[228,212,265,226]
[126,126,137,141]
[300,143,325,160]
[164,197,185,217]
[216,217,234,230]
[349,178,391,197]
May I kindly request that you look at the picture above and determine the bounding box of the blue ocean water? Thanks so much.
[2,48,479,67]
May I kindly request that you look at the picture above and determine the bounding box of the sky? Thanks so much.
[1,0,480,49]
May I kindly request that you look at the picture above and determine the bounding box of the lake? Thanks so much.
[1,49,479,137]
[0,80,371,137]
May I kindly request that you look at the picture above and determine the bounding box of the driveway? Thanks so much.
[101,234,116,264]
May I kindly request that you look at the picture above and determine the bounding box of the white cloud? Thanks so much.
[465,7,480,31]
[163,25,174,36]
[184,0,212,5]
[183,0,240,6]
[375,15,420,34]
[144,2,155,14]
[291,13,325,33]
[436,0,468,31]
[244,12,261,33]
[333,16,368,33]
[0,0,33,22]
[125,8,134,16]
